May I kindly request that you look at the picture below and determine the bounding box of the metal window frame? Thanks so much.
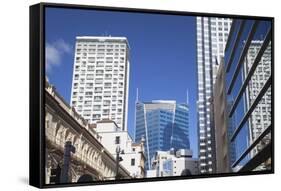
[230,75,272,142]
[229,28,272,117]
[232,124,271,168]
[238,141,272,172]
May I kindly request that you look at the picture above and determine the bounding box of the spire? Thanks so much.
[186,89,189,105]
[136,88,139,103]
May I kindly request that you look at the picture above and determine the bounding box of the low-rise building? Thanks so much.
[92,120,146,178]
[147,149,199,177]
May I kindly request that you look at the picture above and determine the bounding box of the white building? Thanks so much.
[92,120,146,178]
[70,36,130,131]
[147,149,199,177]
[243,40,271,156]
[196,17,232,173]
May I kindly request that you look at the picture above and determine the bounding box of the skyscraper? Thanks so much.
[70,36,130,130]
[135,100,190,170]
[196,17,232,173]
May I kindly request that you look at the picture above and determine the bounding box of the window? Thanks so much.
[94,87,102,93]
[115,136,120,144]
[93,105,101,110]
[105,82,111,87]
[87,65,94,71]
[92,114,100,120]
[103,100,110,106]
[94,96,102,101]
[131,158,135,166]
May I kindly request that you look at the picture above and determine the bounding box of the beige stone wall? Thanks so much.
[213,60,230,173]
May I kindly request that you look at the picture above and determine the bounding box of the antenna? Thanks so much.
[133,88,139,142]
[186,89,189,105]
[136,88,139,103]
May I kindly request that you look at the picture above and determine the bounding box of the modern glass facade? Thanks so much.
[244,40,271,157]
[224,19,272,171]
[135,100,189,170]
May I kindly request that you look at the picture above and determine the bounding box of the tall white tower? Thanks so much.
[196,17,232,173]
[70,36,130,131]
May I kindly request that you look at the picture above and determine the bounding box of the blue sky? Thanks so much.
[45,7,198,156]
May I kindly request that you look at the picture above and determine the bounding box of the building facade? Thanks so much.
[226,100,237,168]
[213,60,234,173]
[93,120,146,178]
[45,82,130,184]
[224,19,272,171]
[147,149,199,177]
[135,100,190,170]
[70,36,130,130]
[196,17,232,173]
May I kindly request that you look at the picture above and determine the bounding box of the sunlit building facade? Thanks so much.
[70,36,130,130]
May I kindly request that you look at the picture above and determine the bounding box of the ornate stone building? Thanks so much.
[45,82,131,184]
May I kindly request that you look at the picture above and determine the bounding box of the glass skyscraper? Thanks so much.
[224,19,272,171]
[135,100,190,170]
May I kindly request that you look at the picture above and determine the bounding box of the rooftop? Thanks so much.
[76,36,130,47]
[151,100,176,104]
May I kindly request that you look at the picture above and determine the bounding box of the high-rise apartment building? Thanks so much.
[196,17,232,173]
[243,40,272,156]
[135,100,190,170]
[70,36,130,130]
